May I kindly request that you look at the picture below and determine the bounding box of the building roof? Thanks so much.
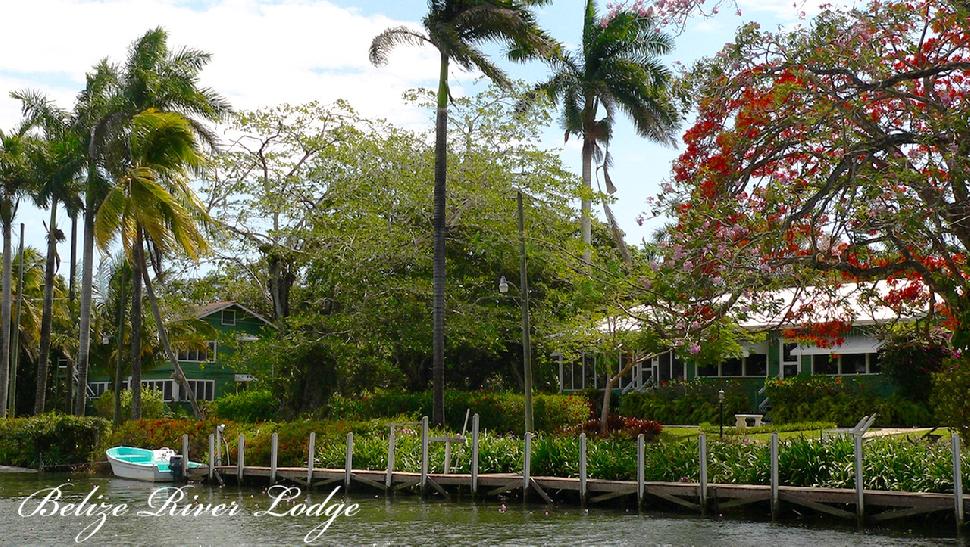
[194,301,274,326]
[599,280,926,335]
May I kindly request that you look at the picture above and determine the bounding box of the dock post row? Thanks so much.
[186,415,967,531]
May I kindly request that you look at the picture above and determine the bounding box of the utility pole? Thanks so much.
[8,223,24,416]
[517,191,534,434]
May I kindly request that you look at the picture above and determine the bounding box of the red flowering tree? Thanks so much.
[655,0,970,348]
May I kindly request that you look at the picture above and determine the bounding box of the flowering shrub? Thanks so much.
[561,415,663,440]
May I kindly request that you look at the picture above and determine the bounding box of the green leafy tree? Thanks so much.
[13,90,86,413]
[0,124,39,417]
[532,0,679,265]
[369,0,557,426]
[95,109,211,419]
[74,28,228,415]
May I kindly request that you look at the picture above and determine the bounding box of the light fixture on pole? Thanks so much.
[718,389,725,440]
[498,276,509,294]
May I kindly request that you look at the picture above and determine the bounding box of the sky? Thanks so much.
[0,0,855,271]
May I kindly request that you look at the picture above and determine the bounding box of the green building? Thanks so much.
[87,301,272,405]
[557,281,910,406]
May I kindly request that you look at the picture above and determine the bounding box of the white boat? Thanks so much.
[105,446,202,482]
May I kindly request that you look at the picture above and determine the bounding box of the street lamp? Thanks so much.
[718,389,725,440]
[497,190,534,434]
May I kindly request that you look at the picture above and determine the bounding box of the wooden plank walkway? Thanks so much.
[179,416,967,531]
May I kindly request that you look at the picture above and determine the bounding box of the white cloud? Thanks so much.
[738,0,861,20]
[0,0,474,131]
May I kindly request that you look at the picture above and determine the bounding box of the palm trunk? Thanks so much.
[113,267,126,425]
[0,214,13,418]
[130,230,144,420]
[35,201,58,414]
[139,250,201,418]
[68,212,77,301]
[74,186,96,415]
[431,51,449,427]
[8,223,24,416]
[581,137,594,264]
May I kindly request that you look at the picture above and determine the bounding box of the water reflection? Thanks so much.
[0,474,955,545]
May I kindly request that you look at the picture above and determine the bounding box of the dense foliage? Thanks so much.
[210,390,279,423]
[618,380,752,424]
[0,414,110,468]
[931,357,970,442]
[764,376,932,427]
[92,389,168,420]
[879,326,951,403]
[330,390,591,434]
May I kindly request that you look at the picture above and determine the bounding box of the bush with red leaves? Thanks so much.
[560,414,663,440]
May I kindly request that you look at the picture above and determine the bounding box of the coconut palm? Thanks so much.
[13,90,86,413]
[369,0,557,426]
[0,126,39,417]
[74,28,228,415]
[533,0,680,265]
[95,108,210,419]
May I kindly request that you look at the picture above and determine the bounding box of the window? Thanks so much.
[781,341,800,378]
[721,358,743,377]
[141,380,175,402]
[869,353,882,373]
[745,354,768,376]
[671,354,685,380]
[841,353,867,374]
[177,341,216,362]
[696,363,719,377]
[182,379,215,401]
[88,382,110,398]
[221,309,236,326]
[813,354,838,375]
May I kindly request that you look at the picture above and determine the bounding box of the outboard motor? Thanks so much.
[169,455,185,481]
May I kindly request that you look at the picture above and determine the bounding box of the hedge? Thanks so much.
[333,390,591,434]
[0,414,110,469]
[617,380,751,424]
[763,376,933,427]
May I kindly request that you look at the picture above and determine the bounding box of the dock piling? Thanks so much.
[523,432,532,494]
[953,434,964,528]
[854,434,864,522]
[770,432,779,519]
[579,433,587,505]
[307,432,316,488]
[345,432,354,489]
[270,432,278,484]
[237,434,245,484]
[699,433,708,513]
[386,425,396,489]
[471,414,480,496]
[181,434,189,477]
[637,434,645,507]
[208,433,215,480]
[420,416,429,492]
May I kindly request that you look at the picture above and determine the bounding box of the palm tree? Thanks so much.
[74,28,228,415]
[0,126,38,417]
[369,0,556,426]
[95,109,210,419]
[533,0,679,265]
[13,90,86,413]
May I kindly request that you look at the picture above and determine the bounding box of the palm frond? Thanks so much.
[369,26,431,65]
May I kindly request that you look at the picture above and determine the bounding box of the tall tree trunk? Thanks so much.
[581,137,594,263]
[139,250,201,418]
[35,201,58,414]
[74,186,96,415]
[130,230,144,420]
[113,268,125,426]
[0,214,13,418]
[600,196,633,268]
[8,223,24,416]
[431,51,449,427]
[69,212,77,303]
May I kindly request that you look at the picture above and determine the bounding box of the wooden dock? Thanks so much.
[181,416,967,530]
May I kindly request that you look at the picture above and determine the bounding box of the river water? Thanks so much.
[0,473,958,545]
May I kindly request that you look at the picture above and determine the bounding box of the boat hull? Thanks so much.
[105,446,199,482]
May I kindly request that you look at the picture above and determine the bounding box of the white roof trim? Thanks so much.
[792,336,882,356]
[197,302,274,327]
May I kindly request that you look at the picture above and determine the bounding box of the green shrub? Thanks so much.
[0,414,111,468]
[349,390,589,434]
[211,390,279,422]
[879,327,949,403]
[699,421,836,436]
[932,357,970,442]
[618,380,750,424]
[764,376,932,427]
[93,388,168,420]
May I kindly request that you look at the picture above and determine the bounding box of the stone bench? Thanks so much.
[734,414,764,428]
